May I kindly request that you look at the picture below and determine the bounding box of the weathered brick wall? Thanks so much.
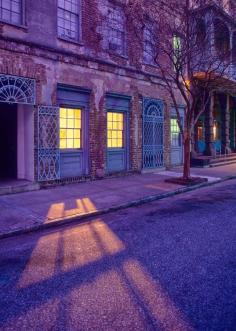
[0,45,182,181]
[0,0,184,183]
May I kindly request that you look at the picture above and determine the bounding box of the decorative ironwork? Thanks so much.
[38,106,60,181]
[0,74,36,105]
[143,98,164,169]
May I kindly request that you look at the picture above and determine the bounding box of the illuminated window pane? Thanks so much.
[60,108,67,118]
[67,139,74,148]
[117,139,122,147]
[68,118,74,127]
[74,139,80,148]
[67,129,73,139]
[74,129,80,138]
[60,108,82,149]
[117,113,123,121]
[117,131,122,139]
[67,109,74,118]
[60,118,67,128]
[74,109,81,118]
[112,131,117,139]
[113,121,118,130]
[60,139,67,149]
[118,121,123,130]
[107,113,113,121]
[75,119,81,128]
[60,129,67,139]
[107,111,124,149]
[108,139,112,148]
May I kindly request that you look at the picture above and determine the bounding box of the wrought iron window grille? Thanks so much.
[0,74,36,105]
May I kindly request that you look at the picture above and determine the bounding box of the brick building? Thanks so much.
[0,0,235,187]
[0,0,185,186]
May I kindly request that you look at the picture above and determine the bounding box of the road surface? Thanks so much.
[1,180,236,330]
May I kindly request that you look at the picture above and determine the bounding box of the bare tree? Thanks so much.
[127,0,233,181]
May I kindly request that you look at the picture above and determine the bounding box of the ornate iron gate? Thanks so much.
[38,106,60,181]
[143,98,164,169]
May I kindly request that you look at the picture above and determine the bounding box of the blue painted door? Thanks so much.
[143,98,164,169]
[106,93,131,173]
[57,86,90,178]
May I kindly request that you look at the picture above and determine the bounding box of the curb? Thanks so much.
[1,175,236,240]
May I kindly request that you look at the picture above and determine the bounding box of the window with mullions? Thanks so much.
[60,108,81,149]
[171,118,181,147]
[143,23,156,64]
[104,4,126,55]
[0,0,22,25]
[173,35,182,70]
[107,112,124,148]
[58,0,80,41]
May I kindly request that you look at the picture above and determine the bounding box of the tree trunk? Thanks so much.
[183,135,191,180]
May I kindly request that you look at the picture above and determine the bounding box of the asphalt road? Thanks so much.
[0,180,236,331]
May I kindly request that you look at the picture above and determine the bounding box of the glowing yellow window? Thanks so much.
[60,108,82,149]
[107,112,124,148]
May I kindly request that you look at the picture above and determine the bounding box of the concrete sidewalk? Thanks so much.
[0,164,235,238]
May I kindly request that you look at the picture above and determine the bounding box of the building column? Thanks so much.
[204,93,215,156]
[222,94,231,154]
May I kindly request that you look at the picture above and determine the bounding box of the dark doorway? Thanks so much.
[0,103,17,179]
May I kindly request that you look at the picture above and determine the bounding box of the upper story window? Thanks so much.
[104,4,126,56]
[0,0,22,25]
[173,35,182,70]
[214,19,230,58]
[143,23,156,64]
[58,0,80,41]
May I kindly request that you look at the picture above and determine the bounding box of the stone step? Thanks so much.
[209,160,236,167]
[191,153,236,167]
[210,155,236,164]
[0,182,40,196]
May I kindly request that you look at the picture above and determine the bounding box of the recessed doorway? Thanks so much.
[0,103,17,179]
